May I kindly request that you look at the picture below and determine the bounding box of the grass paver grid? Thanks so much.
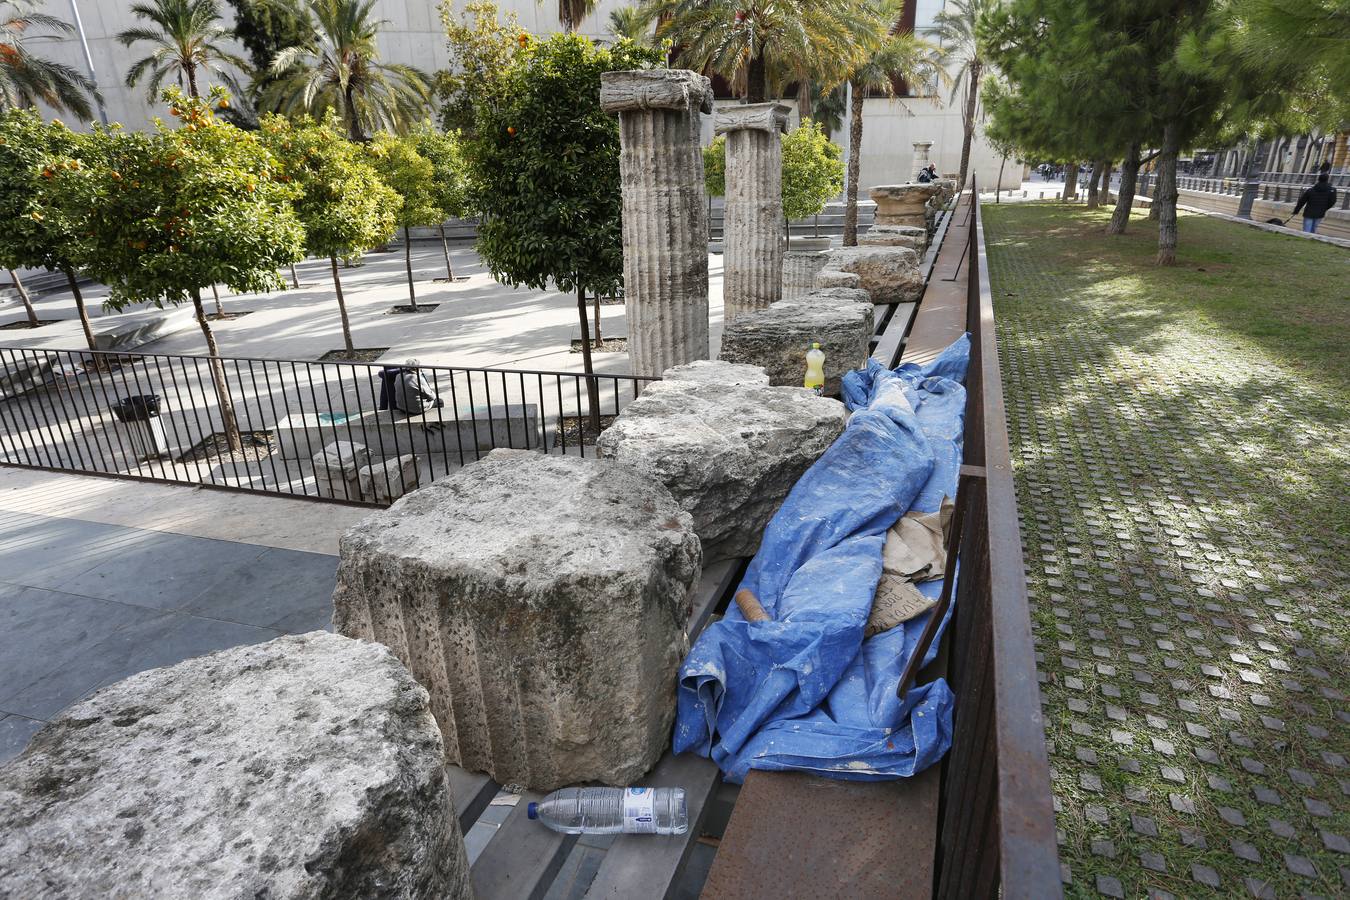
[983,204,1348,898]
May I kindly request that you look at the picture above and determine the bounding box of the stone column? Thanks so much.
[601,69,713,377]
[912,140,933,176]
[715,102,790,320]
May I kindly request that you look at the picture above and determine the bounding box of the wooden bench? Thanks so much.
[445,557,744,900]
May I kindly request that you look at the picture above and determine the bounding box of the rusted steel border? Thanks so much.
[935,180,1061,899]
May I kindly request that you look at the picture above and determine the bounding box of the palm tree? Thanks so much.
[119,0,250,102]
[261,0,432,142]
[547,0,599,34]
[644,0,874,103]
[607,6,651,42]
[926,0,998,191]
[0,1,98,118]
[842,29,944,245]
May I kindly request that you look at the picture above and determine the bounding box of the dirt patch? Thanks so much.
[318,348,389,363]
[554,414,617,447]
[205,311,254,321]
[569,337,628,353]
[177,430,274,465]
[432,276,473,284]
[387,304,441,314]
[0,319,62,329]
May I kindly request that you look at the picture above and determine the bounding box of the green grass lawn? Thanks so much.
[984,203,1348,899]
[985,203,1349,397]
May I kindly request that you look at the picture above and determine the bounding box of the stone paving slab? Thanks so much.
[985,206,1348,898]
[0,500,340,763]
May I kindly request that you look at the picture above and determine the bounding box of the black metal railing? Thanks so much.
[1142,171,1350,211]
[0,346,656,506]
[932,179,1062,899]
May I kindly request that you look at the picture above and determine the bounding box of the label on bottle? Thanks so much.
[622,787,657,834]
[812,385,823,397]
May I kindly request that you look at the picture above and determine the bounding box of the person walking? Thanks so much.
[1292,172,1338,234]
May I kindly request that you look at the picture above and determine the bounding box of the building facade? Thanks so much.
[38,0,1013,191]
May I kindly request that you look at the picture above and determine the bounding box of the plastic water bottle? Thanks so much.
[803,342,825,395]
[526,787,688,835]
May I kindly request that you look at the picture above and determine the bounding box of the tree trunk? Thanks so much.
[796,80,811,123]
[66,267,96,352]
[746,53,768,104]
[1155,121,1180,266]
[289,262,300,289]
[210,283,224,317]
[191,289,242,452]
[1085,163,1102,208]
[8,269,38,326]
[575,286,600,434]
[186,62,199,98]
[995,153,1007,203]
[1107,144,1140,235]
[843,81,864,247]
[330,255,355,353]
[593,290,602,348]
[439,223,456,280]
[957,61,981,191]
[1101,162,1114,203]
[403,225,417,310]
[1062,162,1079,200]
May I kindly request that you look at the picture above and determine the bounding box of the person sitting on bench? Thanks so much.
[378,359,444,415]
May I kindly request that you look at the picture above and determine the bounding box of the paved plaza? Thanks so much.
[986,205,1348,898]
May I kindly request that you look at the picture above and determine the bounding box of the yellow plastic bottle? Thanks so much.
[803,342,825,395]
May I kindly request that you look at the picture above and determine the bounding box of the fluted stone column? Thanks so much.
[601,69,713,377]
[716,103,790,320]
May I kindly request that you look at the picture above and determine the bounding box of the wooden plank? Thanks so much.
[870,302,917,368]
[583,752,723,899]
[688,558,742,644]
[470,791,578,900]
[904,195,972,368]
[447,766,498,836]
[700,765,942,900]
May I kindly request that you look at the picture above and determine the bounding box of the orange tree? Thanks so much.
[0,108,95,343]
[260,112,399,353]
[468,32,662,430]
[367,130,440,309]
[41,86,304,450]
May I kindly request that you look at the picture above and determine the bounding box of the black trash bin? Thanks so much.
[110,394,167,460]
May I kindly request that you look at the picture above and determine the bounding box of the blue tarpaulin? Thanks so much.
[674,335,970,782]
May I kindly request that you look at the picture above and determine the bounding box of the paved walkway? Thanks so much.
[985,207,1348,897]
[0,467,366,764]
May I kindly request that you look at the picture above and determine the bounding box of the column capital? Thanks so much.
[715,102,791,136]
[600,69,713,115]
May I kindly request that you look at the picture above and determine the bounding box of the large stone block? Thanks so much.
[859,224,927,252]
[818,245,924,304]
[333,450,700,791]
[871,183,942,228]
[664,358,770,386]
[782,249,828,300]
[718,288,873,397]
[0,632,471,900]
[598,377,845,561]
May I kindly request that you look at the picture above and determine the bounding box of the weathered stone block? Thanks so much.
[333,450,700,791]
[718,288,874,397]
[813,268,862,291]
[360,453,419,504]
[871,183,942,228]
[782,249,828,300]
[598,377,845,561]
[664,358,770,386]
[0,632,470,900]
[860,224,927,252]
[818,245,924,303]
[313,440,368,501]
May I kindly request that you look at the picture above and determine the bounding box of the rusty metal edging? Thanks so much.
[971,193,1062,897]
